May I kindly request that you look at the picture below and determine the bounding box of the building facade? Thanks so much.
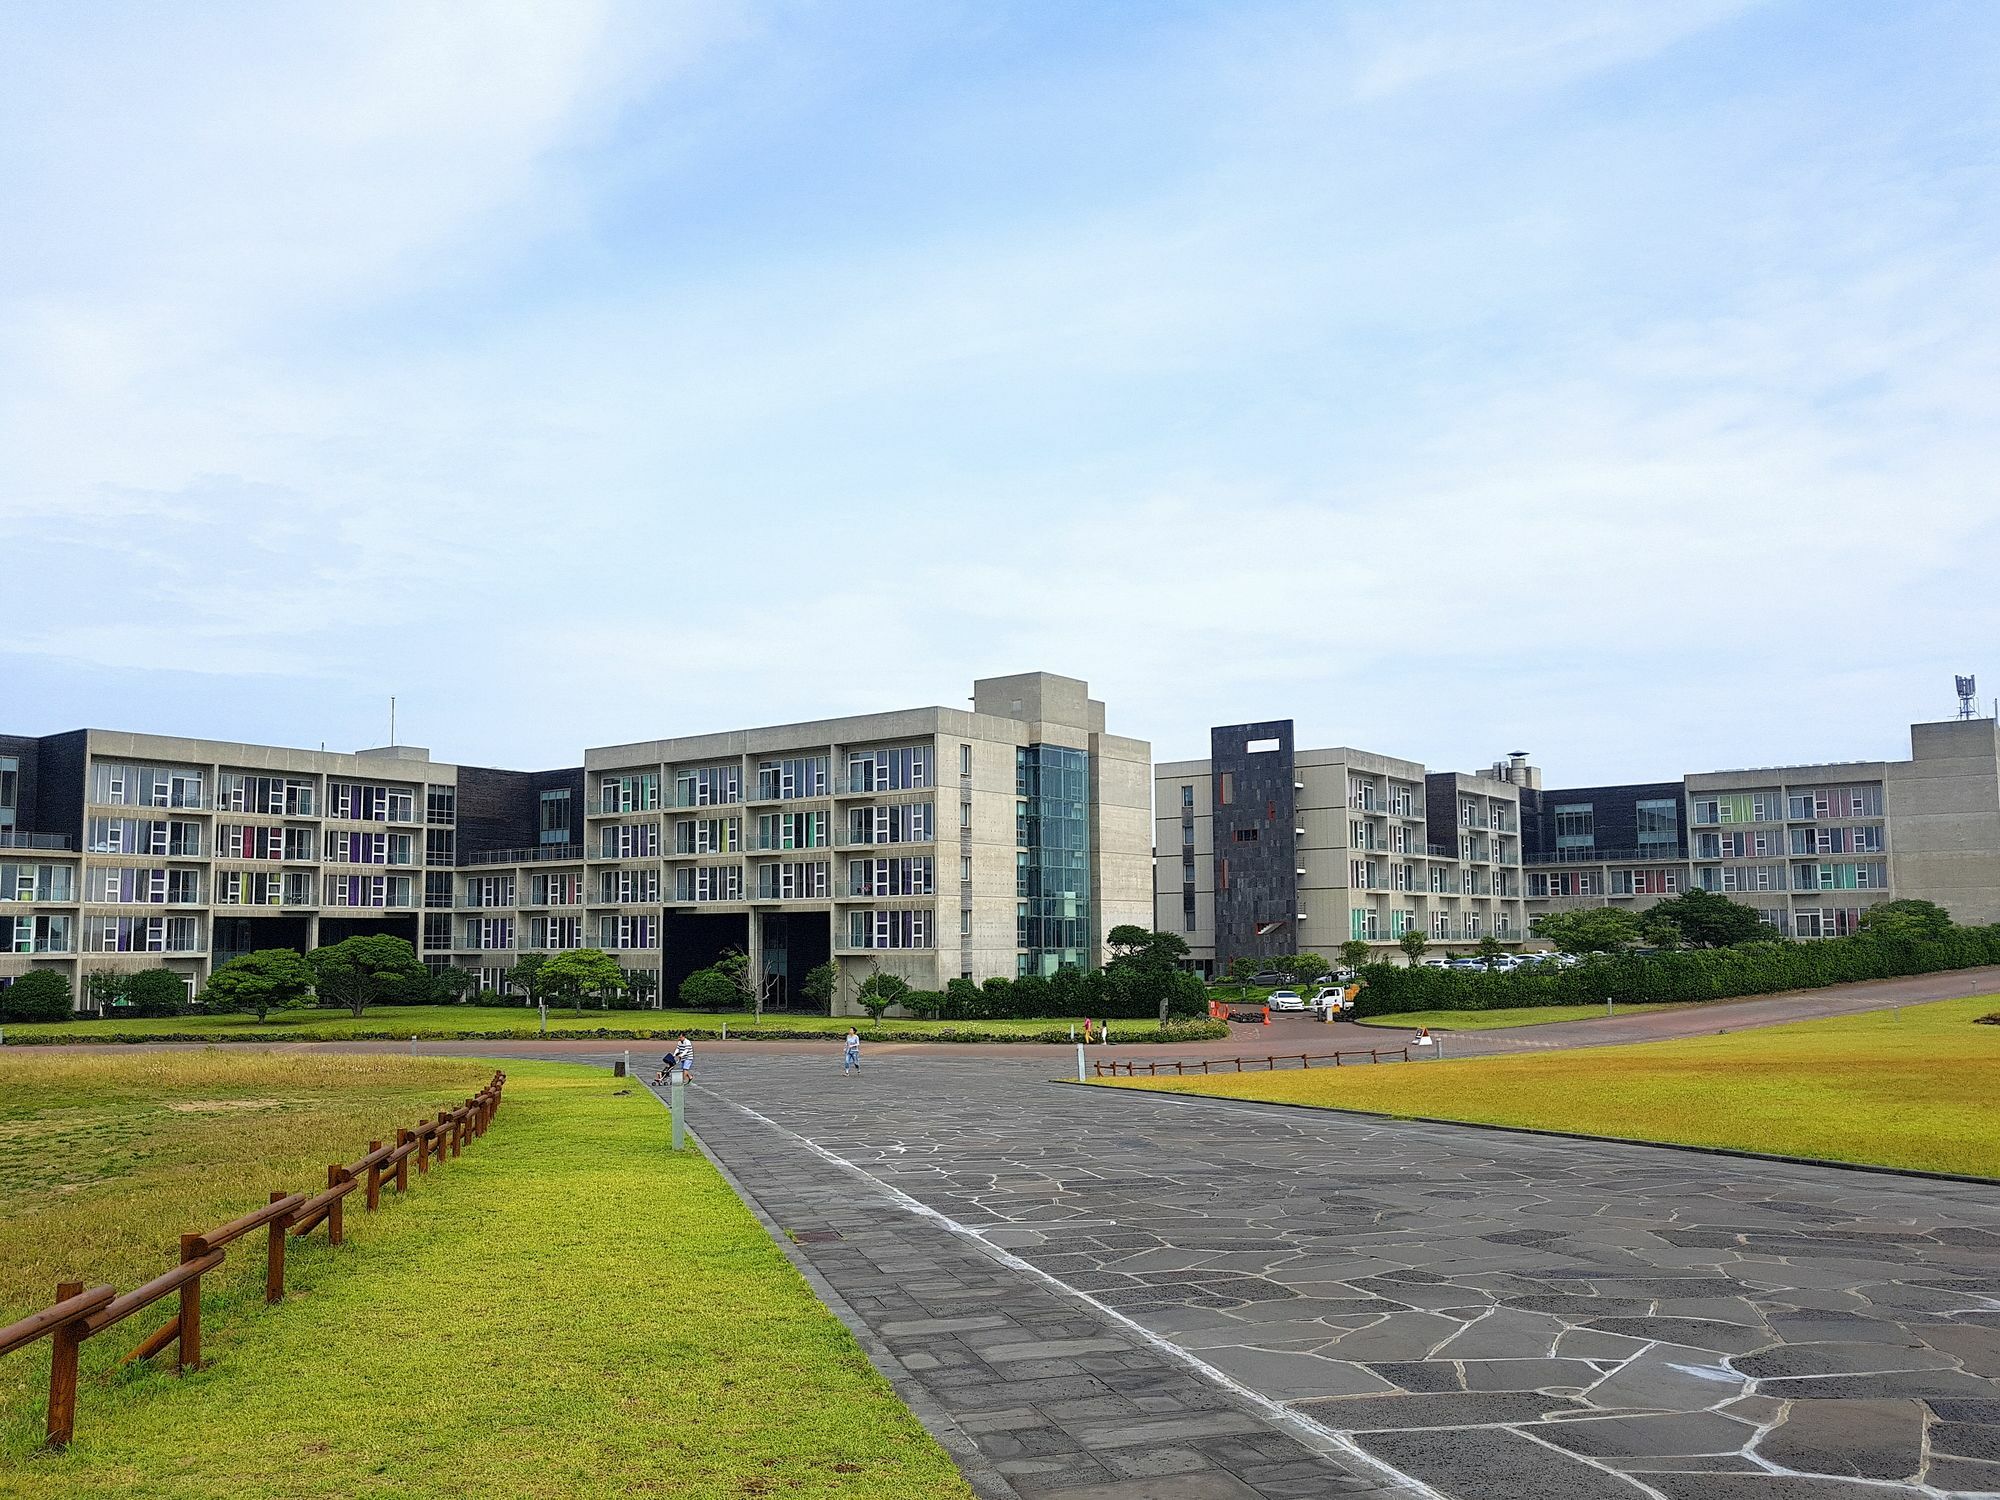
[1156,721,1530,976]
[0,673,1151,1013]
[1503,716,2000,935]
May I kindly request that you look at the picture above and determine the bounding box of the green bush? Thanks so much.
[926,968,1206,1022]
[1,969,73,1023]
[1351,925,2000,1018]
[124,968,193,1017]
[679,967,740,1011]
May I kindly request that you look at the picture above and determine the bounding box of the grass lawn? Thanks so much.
[1102,995,2000,1179]
[1352,1002,1693,1031]
[4,1005,1218,1046]
[0,1055,970,1498]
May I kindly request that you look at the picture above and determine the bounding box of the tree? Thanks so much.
[1533,907,1640,956]
[309,935,428,1019]
[432,965,478,1006]
[679,966,738,1010]
[503,955,548,1007]
[1398,930,1429,967]
[1225,957,1259,998]
[1107,926,1193,1027]
[126,968,192,1017]
[621,967,660,1010]
[83,971,128,1013]
[540,948,627,1015]
[1857,899,1955,943]
[200,949,314,1022]
[799,961,837,1015]
[1338,940,1370,971]
[856,969,910,1027]
[1475,934,1505,966]
[1638,889,1766,949]
[1288,953,1332,987]
[0,969,73,1023]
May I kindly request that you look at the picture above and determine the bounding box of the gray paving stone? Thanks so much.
[1754,1397,1926,1481]
[1358,1425,1656,1497]
[1293,1391,1581,1428]
[1526,1412,1759,1458]
[1584,1344,1747,1411]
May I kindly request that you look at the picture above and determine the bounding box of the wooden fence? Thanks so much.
[0,1070,506,1449]
[1093,1048,1410,1078]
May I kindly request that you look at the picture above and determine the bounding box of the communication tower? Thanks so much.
[1956,675,1978,721]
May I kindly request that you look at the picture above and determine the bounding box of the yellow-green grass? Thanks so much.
[1104,996,2000,1179]
[1352,1003,1692,1031]
[4,1005,1215,1046]
[1,1057,970,1499]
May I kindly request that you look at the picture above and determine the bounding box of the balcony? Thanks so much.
[0,832,72,851]
[460,844,586,866]
[1522,846,1688,866]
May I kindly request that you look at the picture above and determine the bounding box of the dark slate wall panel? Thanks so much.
[1209,720,1298,967]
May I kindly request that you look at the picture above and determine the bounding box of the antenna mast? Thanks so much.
[1955,675,1977,722]
[390,696,397,744]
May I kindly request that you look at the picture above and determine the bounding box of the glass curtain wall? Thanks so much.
[1015,744,1091,976]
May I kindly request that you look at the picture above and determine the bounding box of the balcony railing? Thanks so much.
[460,844,585,866]
[0,832,72,851]
[1523,846,1688,866]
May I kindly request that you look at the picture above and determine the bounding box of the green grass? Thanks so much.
[4,1005,1223,1046]
[1103,995,2000,1178]
[0,1057,970,1498]
[1352,1002,1693,1031]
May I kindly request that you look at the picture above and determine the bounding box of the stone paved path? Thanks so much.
[677,1053,2000,1500]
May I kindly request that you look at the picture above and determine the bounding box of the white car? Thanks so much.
[1421,958,1451,969]
[1267,989,1307,1011]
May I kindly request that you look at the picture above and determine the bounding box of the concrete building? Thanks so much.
[1503,715,2000,934]
[1156,721,1530,976]
[0,672,1151,1014]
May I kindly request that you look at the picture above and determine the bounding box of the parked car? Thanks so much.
[1250,971,1288,986]
[1267,989,1306,1011]
[1448,957,1487,971]
[1420,958,1451,969]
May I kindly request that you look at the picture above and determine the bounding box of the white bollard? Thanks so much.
[1076,1042,1087,1082]
[670,1073,686,1151]
[410,1034,417,1054]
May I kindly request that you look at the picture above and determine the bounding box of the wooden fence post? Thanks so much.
[415,1121,430,1176]
[266,1190,290,1303]
[366,1141,383,1211]
[327,1164,346,1246]
[177,1235,204,1372]
[395,1130,411,1193]
[46,1280,83,1449]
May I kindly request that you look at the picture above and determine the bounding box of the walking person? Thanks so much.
[673,1033,694,1082]
[842,1027,861,1076]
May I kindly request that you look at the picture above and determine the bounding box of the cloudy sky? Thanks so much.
[3,1,1996,783]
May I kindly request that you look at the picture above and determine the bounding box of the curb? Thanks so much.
[634,1082,1020,1500]
[1060,1080,2000,1190]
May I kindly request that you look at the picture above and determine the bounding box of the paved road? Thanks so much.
[679,1051,2000,1500]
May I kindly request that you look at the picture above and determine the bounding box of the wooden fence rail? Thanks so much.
[0,1069,505,1449]
[1092,1048,1411,1078]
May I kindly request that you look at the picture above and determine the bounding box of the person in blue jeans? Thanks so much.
[842,1028,861,1075]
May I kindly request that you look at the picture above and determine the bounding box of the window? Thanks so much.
[846,803,932,846]
[599,868,661,904]
[93,763,205,809]
[0,862,74,902]
[673,865,742,903]
[598,773,661,813]
[529,872,583,906]
[462,916,515,950]
[427,787,456,826]
[960,744,972,777]
[959,800,971,829]
[675,817,742,855]
[1233,827,1259,843]
[530,915,584,951]
[848,857,933,897]
[465,874,515,908]
[0,757,16,824]
[755,811,824,850]
[425,829,454,866]
[1182,856,1196,884]
[423,913,452,950]
[959,908,971,937]
[1181,822,1194,847]
[1553,804,1594,848]
[1180,785,1194,808]
[425,872,453,909]
[847,909,931,949]
[1182,893,1196,931]
[602,823,660,859]
[539,789,573,845]
[756,757,828,801]
[961,855,972,883]
[1634,799,1677,846]
[674,765,742,807]
[756,861,829,900]
[848,746,930,793]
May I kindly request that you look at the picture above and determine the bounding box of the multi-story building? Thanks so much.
[0,673,1151,1013]
[1156,720,1530,976]
[1505,715,2000,934]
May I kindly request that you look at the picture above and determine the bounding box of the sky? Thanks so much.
[2,0,1997,784]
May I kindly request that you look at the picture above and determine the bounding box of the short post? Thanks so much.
[622,1049,630,1078]
[538,1000,547,1036]
[1606,996,1612,1018]
[669,1072,686,1151]
[47,1279,84,1448]
[410,1033,418,1054]
[328,1164,346,1245]
[266,1190,289,1302]
[1075,1042,1086,1082]
[177,1235,204,1371]
[722,1021,728,1039]
[416,1120,430,1175]
[366,1141,383,1211]
[395,1129,411,1192]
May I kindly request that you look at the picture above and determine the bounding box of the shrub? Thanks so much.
[1,969,73,1023]
[125,968,193,1017]
[901,989,947,1020]
[679,967,740,1011]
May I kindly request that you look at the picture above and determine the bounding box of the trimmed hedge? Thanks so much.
[931,969,1208,1022]
[1351,926,2000,1017]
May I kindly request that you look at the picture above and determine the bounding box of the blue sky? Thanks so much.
[2,1,1996,782]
